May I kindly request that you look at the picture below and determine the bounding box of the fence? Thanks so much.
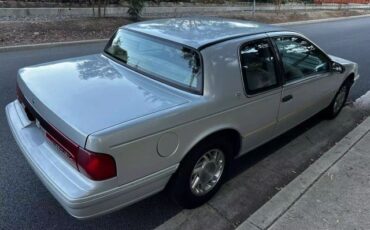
[1,3,370,18]
[315,0,370,3]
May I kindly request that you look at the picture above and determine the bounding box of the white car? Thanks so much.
[6,18,359,219]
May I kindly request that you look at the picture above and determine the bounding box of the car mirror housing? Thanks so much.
[331,61,345,73]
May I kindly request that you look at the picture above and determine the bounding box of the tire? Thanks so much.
[169,137,233,209]
[324,81,350,119]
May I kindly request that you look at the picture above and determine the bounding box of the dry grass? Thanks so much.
[0,17,131,47]
[1,10,369,47]
[228,9,369,23]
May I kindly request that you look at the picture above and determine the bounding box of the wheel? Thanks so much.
[169,137,232,209]
[324,81,350,119]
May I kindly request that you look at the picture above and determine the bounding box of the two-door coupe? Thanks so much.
[6,18,359,219]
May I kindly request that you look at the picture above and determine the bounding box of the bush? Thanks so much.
[127,0,144,20]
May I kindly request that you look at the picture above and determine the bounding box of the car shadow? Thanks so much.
[229,111,324,180]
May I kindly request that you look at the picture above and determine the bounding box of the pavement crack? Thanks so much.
[305,135,315,145]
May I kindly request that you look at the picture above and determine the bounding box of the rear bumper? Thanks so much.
[5,100,177,219]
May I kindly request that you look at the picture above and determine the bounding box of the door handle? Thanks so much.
[282,95,293,102]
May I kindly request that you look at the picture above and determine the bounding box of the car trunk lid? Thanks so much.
[17,54,189,147]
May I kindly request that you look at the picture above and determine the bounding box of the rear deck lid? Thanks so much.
[17,54,188,146]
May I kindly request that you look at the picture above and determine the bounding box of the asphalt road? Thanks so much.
[286,16,370,100]
[0,16,369,230]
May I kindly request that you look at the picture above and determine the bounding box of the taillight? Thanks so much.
[77,148,117,181]
[46,132,79,162]
[16,81,116,181]
[43,118,116,181]
[46,130,117,181]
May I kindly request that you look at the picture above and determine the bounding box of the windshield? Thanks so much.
[104,29,202,93]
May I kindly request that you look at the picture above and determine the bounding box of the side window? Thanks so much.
[240,39,279,94]
[273,36,329,83]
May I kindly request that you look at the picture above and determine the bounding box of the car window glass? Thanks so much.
[105,29,202,93]
[240,39,279,94]
[273,36,329,83]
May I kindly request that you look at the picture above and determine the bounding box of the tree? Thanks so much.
[274,0,282,14]
[127,0,144,20]
[92,0,108,17]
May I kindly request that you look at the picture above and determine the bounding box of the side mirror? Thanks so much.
[331,61,345,73]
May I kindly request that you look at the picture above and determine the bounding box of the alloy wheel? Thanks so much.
[189,149,225,196]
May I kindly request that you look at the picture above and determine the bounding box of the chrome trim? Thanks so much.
[283,72,330,88]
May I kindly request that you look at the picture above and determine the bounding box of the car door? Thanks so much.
[268,32,337,134]
[238,37,284,152]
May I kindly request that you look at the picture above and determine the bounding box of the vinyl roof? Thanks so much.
[123,17,286,49]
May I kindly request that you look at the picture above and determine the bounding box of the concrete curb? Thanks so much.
[275,13,370,26]
[0,39,108,53]
[237,117,370,230]
[1,13,370,53]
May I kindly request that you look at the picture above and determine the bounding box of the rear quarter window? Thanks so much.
[240,39,279,94]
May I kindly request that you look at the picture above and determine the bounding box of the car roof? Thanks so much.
[123,17,286,50]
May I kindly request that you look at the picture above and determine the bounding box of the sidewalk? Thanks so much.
[238,117,370,230]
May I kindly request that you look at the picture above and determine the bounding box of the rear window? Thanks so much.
[104,29,202,94]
